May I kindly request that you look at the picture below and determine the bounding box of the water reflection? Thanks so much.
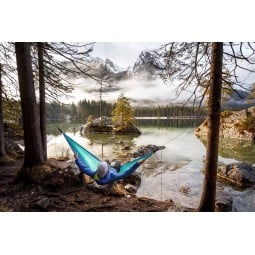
[46,121,255,211]
[197,135,255,164]
[81,132,139,161]
[136,118,204,128]
[47,123,81,136]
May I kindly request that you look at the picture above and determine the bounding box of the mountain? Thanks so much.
[132,50,163,79]
[88,50,164,81]
[62,50,255,107]
[64,49,164,84]
[84,57,130,82]
[222,89,255,110]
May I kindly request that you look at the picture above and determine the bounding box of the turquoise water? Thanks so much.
[47,123,255,211]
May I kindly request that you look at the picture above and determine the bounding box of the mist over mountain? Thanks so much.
[66,49,177,106]
[80,50,163,82]
[222,90,255,110]
[66,50,255,109]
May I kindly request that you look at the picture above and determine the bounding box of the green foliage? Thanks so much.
[45,99,207,124]
[235,116,255,133]
[86,115,94,123]
[46,102,71,123]
[221,110,233,119]
[3,99,22,122]
[77,99,113,121]
[247,82,255,103]
[71,103,78,117]
[46,100,113,123]
[112,94,135,128]
[3,99,23,136]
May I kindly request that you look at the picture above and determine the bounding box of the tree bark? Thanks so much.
[198,42,223,211]
[15,42,44,168]
[0,63,6,157]
[37,42,47,160]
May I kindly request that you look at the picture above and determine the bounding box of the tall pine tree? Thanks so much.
[112,94,135,128]
[15,42,44,170]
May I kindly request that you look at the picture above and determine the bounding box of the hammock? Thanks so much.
[61,132,153,178]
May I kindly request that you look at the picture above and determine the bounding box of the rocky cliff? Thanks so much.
[195,106,255,140]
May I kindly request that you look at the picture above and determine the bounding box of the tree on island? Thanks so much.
[112,94,135,129]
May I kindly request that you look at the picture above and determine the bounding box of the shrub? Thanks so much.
[235,116,255,133]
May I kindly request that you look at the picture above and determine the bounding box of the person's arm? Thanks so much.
[112,160,145,182]
[74,154,95,177]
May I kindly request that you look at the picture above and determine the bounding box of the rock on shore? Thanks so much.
[195,106,255,140]
[218,161,255,188]
[215,189,233,212]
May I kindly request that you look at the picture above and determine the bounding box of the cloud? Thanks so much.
[66,73,195,106]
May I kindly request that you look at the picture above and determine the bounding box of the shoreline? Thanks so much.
[0,155,190,212]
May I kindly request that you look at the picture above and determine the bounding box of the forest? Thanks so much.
[2,97,207,125]
[46,100,207,123]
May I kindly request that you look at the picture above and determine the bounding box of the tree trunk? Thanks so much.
[15,42,44,168]
[198,42,223,211]
[0,63,6,157]
[37,42,47,160]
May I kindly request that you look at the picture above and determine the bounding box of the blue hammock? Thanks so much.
[62,132,153,178]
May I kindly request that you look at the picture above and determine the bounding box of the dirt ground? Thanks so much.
[0,156,188,212]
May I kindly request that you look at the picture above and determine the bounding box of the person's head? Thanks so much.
[96,161,110,178]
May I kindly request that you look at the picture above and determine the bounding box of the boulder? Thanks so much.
[114,124,142,135]
[217,162,255,188]
[125,184,138,193]
[36,197,51,209]
[4,139,24,157]
[133,145,165,158]
[215,189,233,212]
[80,116,113,134]
[125,172,142,187]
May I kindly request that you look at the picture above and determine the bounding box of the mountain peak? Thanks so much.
[132,50,163,77]
[104,58,120,73]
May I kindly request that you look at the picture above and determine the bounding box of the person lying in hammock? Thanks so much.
[74,153,145,185]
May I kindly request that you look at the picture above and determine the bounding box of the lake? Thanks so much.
[47,120,255,211]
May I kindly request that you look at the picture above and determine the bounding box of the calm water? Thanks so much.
[47,121,255,211]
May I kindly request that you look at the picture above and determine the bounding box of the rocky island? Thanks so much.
[80,116,141,135]
[80,93,142,135]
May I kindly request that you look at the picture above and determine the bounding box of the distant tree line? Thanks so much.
[135,118,204,128]
[135,105,207,117]
[76,99,113,122]
[46,99,113,123]
[3,97,207,126]
[45,100,207,123]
